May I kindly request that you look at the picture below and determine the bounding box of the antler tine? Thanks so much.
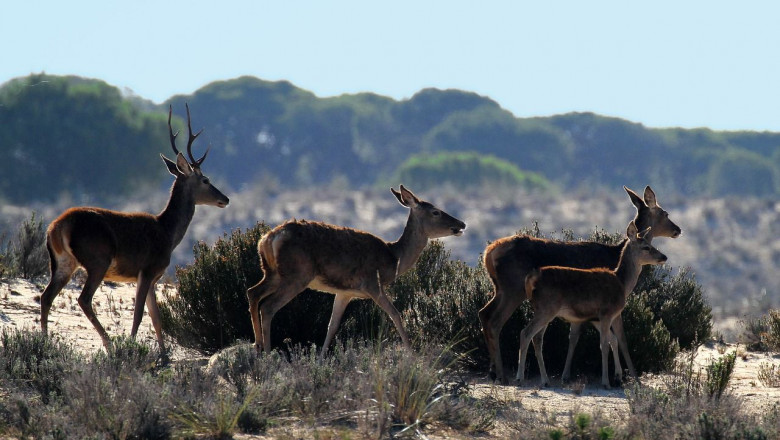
[185,103,205,166]
[167,105,181,156]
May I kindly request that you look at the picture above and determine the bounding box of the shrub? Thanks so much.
[757,362,780,387]
[0,328,80,404]
[160,223,269,353]
[741,309,780,352]
[634,265,712,349]
[622,291,680,373]
[8,212,48,280]
[0,231,11,279]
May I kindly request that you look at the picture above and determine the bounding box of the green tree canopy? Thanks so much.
[390,151,552,191]
[0,74,170,204]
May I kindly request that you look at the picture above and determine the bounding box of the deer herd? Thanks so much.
[39,105,682,389]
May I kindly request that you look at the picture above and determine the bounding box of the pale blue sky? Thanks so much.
[3,1,779,131]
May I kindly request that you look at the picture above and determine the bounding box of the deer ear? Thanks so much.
[161,154,181,176]
[391,187,405,206]
[392,185,420,208]
[624,186,645,209]
[643,186,658,208]
[640,226,652,240]
[175,152,194,176]
[626,221,639,239]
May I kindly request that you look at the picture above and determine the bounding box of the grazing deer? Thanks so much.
[517,223,667,388]
[246,185,466,356]
[480,186,681,383]
[40,105,229,352]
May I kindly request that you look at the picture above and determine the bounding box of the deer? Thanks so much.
[480,186,681,384]
[40,104,229,354]
[517,222,667,388]
[246,185,466,357]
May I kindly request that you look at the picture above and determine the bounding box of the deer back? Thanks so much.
[525,266,626,322]
[485,235,625,287]
[260,220,399,290]
[50,208,174,280]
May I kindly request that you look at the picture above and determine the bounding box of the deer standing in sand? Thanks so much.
[480,186,681,383]
[246,185,466,356]
[517,223,667,388]
[40,105,229,352]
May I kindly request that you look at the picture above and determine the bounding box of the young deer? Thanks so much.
[480,186,681,383]
[246,185,466,356]
[517,223,667,389]
[40,105,229,352]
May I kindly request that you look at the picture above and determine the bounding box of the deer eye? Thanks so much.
[432,210,441,217]
[202,178,210,185]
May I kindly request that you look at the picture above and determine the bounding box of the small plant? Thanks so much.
[705,352,736,400]
[758,362,780,387]
[172,387,259,440]
[8,212,48,280]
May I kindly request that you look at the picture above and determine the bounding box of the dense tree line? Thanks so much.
[0,74,171,204]
[1,73,778,204]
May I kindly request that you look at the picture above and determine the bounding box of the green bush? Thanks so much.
[7,212,48,281]
[160,223,269,353]
[741,309,780,352]
[634,265,712,349]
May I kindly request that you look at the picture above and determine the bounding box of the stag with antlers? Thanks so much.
[40,105,229,353]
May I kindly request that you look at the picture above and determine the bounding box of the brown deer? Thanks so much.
[517,223,667,388]
[246,185,466,356]
[480,186,681,383]
[40,105,229,353]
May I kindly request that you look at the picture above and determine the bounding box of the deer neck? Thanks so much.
[157,179,196,248]
[389,213,429,279]
[614,245,643,298]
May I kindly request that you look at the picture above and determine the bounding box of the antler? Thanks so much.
[168,104,209,167]
[185,103,209,167]
[168,105,181,156]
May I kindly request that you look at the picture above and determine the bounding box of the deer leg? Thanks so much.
[586,320,624,384]
[372,285,411,350]
[599,319,613,389]
[247,272,280,353]
[561,321,583,383]
[516,315,550,385]
[143,276,165,353]
[77,267,111,349]
[320,294,351,359]
[479,287,524,384]
[257,279,308,353]
[611,314,636,380]
[40,254,77,336]
[531,325,550,387]
[131,272,157,339]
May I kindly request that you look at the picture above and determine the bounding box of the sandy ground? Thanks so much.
[2,278,779,438]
